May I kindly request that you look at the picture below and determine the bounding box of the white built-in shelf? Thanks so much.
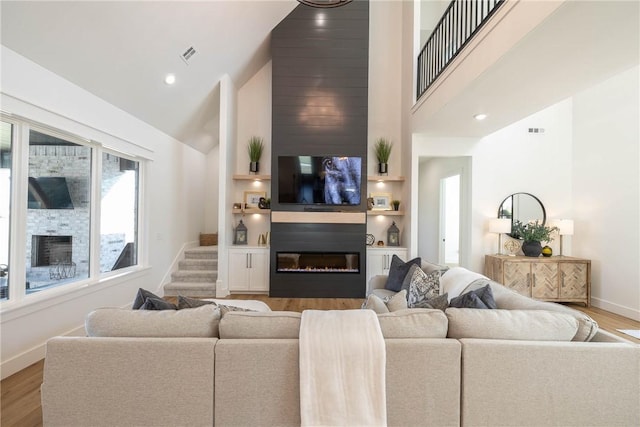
[232,208,271,215]
[233,174,271,181]
[367,210,405,216]
[367,175,405,182]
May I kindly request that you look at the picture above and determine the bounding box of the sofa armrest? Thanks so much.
[367,275,387,295]
[42,337,216,426]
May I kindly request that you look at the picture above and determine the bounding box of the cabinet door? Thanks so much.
[248,251,269,292]
[559,263,588,299]
[366,253,386,283]
[502,262,531,296]
[532,262,558,299]
[228,251,251,291]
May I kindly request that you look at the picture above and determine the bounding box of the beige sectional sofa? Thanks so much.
[41,268,640,427]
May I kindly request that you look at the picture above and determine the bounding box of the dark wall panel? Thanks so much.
[271,0,369,212]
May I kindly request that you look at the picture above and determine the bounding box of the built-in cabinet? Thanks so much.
[228,247,269,293]
[484,255,591,306]
[366,247,408,284]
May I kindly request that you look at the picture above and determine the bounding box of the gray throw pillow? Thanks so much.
[384,255,421,292]
[177,295,214,309]
[217,304,257,317]
[132,288,162,309]
[413,293,449,311]
[449,285,496,309]
[407,268,441,308]
[139,297,177,310]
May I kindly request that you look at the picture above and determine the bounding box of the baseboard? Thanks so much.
[157,240,199,295]
[591,297,640,322]
[1,323,85,380]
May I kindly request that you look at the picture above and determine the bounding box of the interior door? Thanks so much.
[439,174,460,266]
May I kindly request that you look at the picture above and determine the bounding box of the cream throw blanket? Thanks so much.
[299,310,387,427]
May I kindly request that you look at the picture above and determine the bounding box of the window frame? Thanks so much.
[0,113,147,310]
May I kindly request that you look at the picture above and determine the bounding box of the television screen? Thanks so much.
[28,177,74,209]
[278,156,361,205]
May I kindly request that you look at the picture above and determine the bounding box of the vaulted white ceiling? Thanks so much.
[1,0,297,153]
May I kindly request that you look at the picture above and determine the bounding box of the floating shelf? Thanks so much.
[367,210,405,216]
[233,174,271,181]
[367,175,405,182]
[232,208,271,215]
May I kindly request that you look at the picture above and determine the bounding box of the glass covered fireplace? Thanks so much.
[276,252,359,273]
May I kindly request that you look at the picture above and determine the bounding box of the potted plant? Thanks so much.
[373,138,393,175]
[247,136,264,173]
[511,220,559,257]
[391,200,400,211]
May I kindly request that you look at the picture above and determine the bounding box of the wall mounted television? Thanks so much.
[278,156,361,206]
[28,177,74,209]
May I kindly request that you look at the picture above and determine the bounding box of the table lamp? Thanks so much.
[489,218,512,255]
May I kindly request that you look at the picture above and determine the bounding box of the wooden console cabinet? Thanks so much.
[484,255,591,306]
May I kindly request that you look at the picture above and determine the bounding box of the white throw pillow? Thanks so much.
[363,290,408,314]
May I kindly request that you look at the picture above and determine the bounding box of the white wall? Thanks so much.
[412,99,574,273]
[572,65,640,320]
[0,46,207,378]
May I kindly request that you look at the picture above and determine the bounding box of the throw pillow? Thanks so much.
[132,288,162,309]
[449,284,497,309]
[363,290,408,314]
[412,293,449,311]
[363,294,390,314]
[177,295,214,309]
[407,268,441,308]
[384,289,409,312]
[139,297,177,310]
[384,255,421,292]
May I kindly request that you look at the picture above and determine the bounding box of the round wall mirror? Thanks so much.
[497,192,546,235]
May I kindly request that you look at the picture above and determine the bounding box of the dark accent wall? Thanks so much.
[269,1,369,298]
[271,0,369,212]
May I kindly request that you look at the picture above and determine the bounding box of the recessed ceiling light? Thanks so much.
[164,74,176,85]
[474,113,487,121]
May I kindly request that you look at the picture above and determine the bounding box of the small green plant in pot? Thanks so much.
[247,136,264,174]
[373,138,393,175]
[391,200,400,211]
[511,220,559,257]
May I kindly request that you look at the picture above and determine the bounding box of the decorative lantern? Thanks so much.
[234,219,248,245]
[387,221,400,247]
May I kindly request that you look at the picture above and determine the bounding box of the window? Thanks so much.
[100,153,139,273]
[0,115,144,305]
[26,130,91,293]
[0,121,13,301]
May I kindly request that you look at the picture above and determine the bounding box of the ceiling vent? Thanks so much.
[180,46,196,65]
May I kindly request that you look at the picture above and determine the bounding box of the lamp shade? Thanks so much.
[557,219,574,236]
[489,218,511,234]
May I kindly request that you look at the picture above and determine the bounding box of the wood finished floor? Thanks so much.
[2,297,639,427]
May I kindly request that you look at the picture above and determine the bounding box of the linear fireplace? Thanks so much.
[277,252,359,273]
[270,221,366,298]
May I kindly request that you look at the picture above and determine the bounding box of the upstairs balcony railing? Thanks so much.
[417,0,505,100]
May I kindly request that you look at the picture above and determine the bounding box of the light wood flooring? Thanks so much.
[2,297,639,427]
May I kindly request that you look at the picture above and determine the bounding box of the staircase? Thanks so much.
[163,246,218,297]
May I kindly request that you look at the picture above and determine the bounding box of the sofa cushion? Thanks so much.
[490,284,599,341]
[85,305,220,337]
[385,255,421,292]
[421,259,449,274]
[219,311,302,339]
[377,309,448,338]
[404,266,441,307]
[445,308,579,341]
[449,284,497,309]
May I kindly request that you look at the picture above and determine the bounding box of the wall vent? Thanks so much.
[180,46,196,64]
[528,127,545,134]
